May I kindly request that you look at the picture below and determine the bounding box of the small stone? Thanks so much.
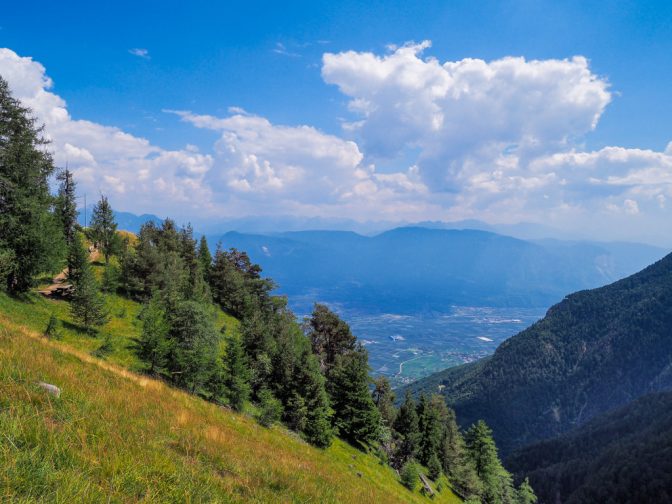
[38,382,61,398]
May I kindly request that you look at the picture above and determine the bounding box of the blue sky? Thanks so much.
[1,1,671,244]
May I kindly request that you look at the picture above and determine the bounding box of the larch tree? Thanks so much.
[70,255,108,334]
[0,76,63,292]
[328,346,381,446]
[135,293,171,375]
[372,376,397,427]
[223,331,251,411]
[55,167,78,246]
[90,194,117,264]
[393,390,421,466]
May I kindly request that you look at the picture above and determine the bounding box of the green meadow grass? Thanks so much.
[0,314,461,503]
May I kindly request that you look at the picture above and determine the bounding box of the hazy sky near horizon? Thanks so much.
[1,1,671,245]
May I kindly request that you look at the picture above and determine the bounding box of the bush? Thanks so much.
[400,460,419,491]
[92,334,114,358]
[256,388,282,427]
[427,453,442,480]
[44,314,59,339]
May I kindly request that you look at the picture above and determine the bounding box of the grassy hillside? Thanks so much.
[0,311,460,503]
[0,288,459,502]
[1,255,238,371]
[406,251,672,455]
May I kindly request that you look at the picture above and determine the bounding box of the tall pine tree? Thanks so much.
[197,235,212,281]
[70,258,108,334]
[372,376,397,427]
[328,346,380,446]
[135,293,171,374]
[465,420,517,504]
[0,76,63,291]
[55,167,77,246]
[223,332,251,411]
[90,194,117,264]
[393,390,421,466]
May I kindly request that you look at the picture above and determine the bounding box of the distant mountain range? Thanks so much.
[209,227,665,312]
[83,209,667,312]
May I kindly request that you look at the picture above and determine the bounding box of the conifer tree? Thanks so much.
[372,376,397,427]
[393,391,421,465]
[400,461,420,491]
[440,406,481,497]
[135,293,171,374]
[0,76,63,292]
[517,478,537,504]
[328,346,380,446]
[90,194,117,264]
[224,332,251,411]
[416,393,444,466]
[197,235,212,280]
[294,347,334,448]
[307,303,356,374]
[70,261,109,334]
[66,233,90,287]
[166,300,219,393]
[427,452,442,481]
[256,387,283,427]
[55,167,77,245]
[465,420,516,504]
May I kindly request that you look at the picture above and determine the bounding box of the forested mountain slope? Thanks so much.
[507,391,672,504]
[406,252,672,455]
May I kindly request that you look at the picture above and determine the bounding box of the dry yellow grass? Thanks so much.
[0,313,461,503]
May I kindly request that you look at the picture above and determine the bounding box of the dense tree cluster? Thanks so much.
[119,219,337,446]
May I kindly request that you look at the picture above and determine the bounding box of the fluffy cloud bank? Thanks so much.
[321,42,672,241]
[0,45,670,243]
[0,48,214,217]
[168,109,427,217]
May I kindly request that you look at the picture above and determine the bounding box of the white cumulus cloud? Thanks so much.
[0,48,212,218]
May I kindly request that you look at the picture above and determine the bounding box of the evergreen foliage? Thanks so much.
[197,235,212,280]
[165,300,219,393]
[0,76,63,292]
[66,233,89,287]
[393,391,421,466]
[372,376,397,427]
[55,168,77,246]
[256,388,283,427]
[465,420,517,504]
[223,332,251,412]
[90,194,118,264]
[400,461,420,491]
[516,478,537,504]
[70,262,109,334]
[327,346,380,446]
[135,293,171,375]
[307,303,356,373]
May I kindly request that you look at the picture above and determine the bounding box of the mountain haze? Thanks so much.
[211,227,665,312]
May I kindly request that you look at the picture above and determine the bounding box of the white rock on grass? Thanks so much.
[37,382,61,398]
